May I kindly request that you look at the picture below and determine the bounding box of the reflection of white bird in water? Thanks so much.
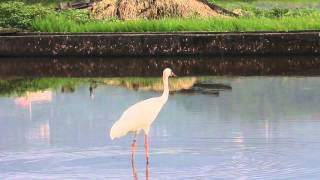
[110,68,176,164]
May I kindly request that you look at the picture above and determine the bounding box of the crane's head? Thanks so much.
[163,68,176,78]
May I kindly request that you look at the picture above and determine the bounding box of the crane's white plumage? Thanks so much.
[110,68,175,140]
[110,96,165,139]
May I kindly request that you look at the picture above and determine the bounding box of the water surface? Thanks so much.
[1,77,320,179]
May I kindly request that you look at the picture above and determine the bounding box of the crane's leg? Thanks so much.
[146,157,150,180]
[131,132,138,180]
[131,131,138,160]
[144,133,149,164]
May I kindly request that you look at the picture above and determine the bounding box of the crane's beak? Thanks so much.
[171,72,177,77]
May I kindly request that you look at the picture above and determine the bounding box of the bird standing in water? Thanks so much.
[110,68,176,164]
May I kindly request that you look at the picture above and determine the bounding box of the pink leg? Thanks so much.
[131,132,138,161]
[131,132,138,180]
[146,160,150,180]
[144,133,149,164]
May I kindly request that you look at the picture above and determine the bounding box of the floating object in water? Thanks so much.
[110,68,176,164]
[193,81,232,91]
[174,81,232,95]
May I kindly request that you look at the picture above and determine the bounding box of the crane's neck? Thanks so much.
[161,75,169,101]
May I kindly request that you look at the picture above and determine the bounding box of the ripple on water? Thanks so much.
[1,142,320,179]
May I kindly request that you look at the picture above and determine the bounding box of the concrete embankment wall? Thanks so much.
[0,31,319,56]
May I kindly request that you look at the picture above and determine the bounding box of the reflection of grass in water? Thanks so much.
[99,77,200,91]
[0,78,84,96]
[0,77,213,96]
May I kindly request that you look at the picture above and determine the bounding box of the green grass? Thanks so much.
[29,0,320,33]
[32,14,320,32]
[0,1,50,29]
[0,1,93,29]
[3,0,320,32]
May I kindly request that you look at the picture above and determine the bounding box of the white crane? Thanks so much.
[110,68,176,163]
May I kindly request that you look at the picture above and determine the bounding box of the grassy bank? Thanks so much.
[2,1,320,32]
[32,14,320,32]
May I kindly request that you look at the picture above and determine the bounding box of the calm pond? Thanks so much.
[1,77,320,179]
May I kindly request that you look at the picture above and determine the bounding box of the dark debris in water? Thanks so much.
[193,81,232,90]
[173,81,231,96]
[175,88,220,96]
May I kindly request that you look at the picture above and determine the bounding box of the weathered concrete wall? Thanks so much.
[0,56,319,77]
[0,31,319,56]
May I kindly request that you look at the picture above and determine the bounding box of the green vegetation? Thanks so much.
[1,0,320,32]
[0,1,50,29]
[32,13,320,32]
[30,1,320,32]
[0,1,93,29]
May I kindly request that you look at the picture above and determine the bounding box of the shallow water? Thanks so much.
[1,77,320,179]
